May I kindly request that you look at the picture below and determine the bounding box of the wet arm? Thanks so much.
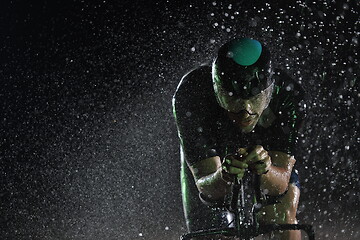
[189,156,233,201]
[260,151,296,196]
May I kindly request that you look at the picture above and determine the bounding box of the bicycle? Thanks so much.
[180,171,315,240]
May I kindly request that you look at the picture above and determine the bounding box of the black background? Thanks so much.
[1,0,359,239]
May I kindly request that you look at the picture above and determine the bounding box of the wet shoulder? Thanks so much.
[259,70,307,155]
[172,65,216,113]
[173,65,213,99]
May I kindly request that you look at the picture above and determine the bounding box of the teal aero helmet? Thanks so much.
[212,38,273,99]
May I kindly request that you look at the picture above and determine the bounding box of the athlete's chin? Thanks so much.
[239,126,255,133]
[238,122,257,133]
[231,116,259,133]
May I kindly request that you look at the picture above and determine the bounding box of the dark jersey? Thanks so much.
[173,66,306,167]
[172,65,306,232]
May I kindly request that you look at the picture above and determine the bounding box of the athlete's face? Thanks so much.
[215,83,273,133]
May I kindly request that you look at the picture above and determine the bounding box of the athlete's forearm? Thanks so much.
[260,164,292,195]
[195,168,232,201]
[259,151,295,195]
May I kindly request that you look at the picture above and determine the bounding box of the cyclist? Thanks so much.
[172,38,306,239]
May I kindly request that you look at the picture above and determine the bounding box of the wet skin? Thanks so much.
[216,83,274,133]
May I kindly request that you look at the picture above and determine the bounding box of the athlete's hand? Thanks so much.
[221,148,248,180]
[243,145,271,175]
